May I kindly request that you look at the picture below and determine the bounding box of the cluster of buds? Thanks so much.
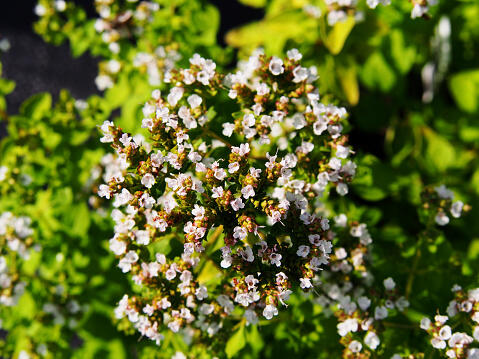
[421,285,479,358]
[420,185,468,227]
[0,212,35,306]
[98,49,356,343]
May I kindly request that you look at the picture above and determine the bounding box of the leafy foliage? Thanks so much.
[0,0,478,358]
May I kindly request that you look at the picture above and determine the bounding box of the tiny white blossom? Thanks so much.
[187,94,202,109]
[384,277,396,291]
[263,304,278,320]
[364,331,380,350]
[435,211,450,226]
[269,57,284,76]
[141,173,155,189]
[374,306,388,320]
[296,245,310,258]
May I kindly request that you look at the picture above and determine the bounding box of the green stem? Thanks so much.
[405,236,423,300]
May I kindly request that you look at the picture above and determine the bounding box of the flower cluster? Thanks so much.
[333,276,409,358]
[303,0,436,26]
[132,45,181,86]
[421,185,467,226]
[421,285,479,358]
[0,212,35,306]
[92,0,160,55]
[313,217,409,357]
[99,49,356,343]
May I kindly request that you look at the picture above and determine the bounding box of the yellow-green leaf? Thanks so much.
[324,16,355,55]
[237,0,267,8]
[449,70,479,113]
[226,321,246,358]
[337,64,359,105]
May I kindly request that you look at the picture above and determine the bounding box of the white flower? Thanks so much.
[438,325,452,340]
[336,145,350,159]
[187,94,202,109]
[95,75,113,91]
[34,4,47,16]
[349,340,362,353]
[270,253,282,267]
[222,123,235,137]
[451,201,463,218]
[239,246,254,262]
[473,326,479,341]
[141,173,155,189]
[263,304,278,319]
[228,162,240,173]
[364,331,380,350]
[0,166,7,181]
[172,352,187,359]
[292,66,308,83]
[135,230,150,245]
[231,198,245,211]
[337,318,358,336]
[435,314,448,325]
[337,183,349,196]
[233,226,248,240]
[195,286,208,300]
[167,87,184,107]
[313,119,328,135]
[435,184,454,199]
[384,277,396,291]
[358,296,371,311]
[242,114,255,127]
[435,211,450,226]
[300,277,312,289]
[374,306,388,320]
[269,57,284,76]
[211,186,224,199]
[296,245,310,258]
[109,237,126,255]
[431,337,446,349]
[241,185,255,199]
[245,309,258,325]
[292,113,307,129]
[98,184,111,199]
[448,332,473,348]
[286,48,302,61]
[329,157,342,170]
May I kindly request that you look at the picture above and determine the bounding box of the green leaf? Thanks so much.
[192,4,220,45]
[389,30,416,74]
[337,63,359,105]
[0,77,16,95]
[423,127,455,172]
[360,52,396,92]
[324,16,355,55]
[352,154,395,201]
[237,0,267,7]
[20,93,52,121]
[226,11,317,55]
[226,321,246,358]
[449,70,479,113]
